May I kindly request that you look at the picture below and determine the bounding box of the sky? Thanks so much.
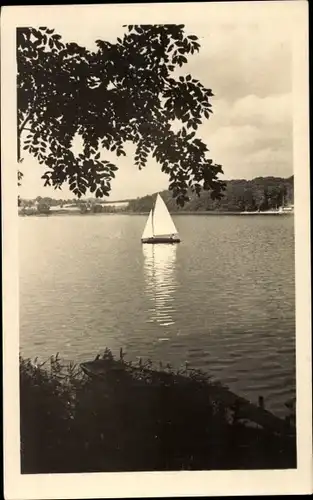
[19,16,293,200]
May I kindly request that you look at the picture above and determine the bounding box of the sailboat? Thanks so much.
[141,194,180,244]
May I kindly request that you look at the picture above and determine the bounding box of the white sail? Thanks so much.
[152,194,178,237]
[141,208,154,239]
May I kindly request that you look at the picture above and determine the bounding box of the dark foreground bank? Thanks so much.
[20,350,296,473]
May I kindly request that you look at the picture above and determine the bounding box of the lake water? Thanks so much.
[19,214,295,417]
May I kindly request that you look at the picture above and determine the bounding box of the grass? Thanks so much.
[20,349,296,473]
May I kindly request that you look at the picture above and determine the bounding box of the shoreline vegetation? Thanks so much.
[20,350,296,473]
[18,175,294,217]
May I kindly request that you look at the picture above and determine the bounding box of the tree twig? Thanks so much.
[18,112,31,134]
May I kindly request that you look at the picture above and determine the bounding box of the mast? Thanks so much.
[151,194,157,237]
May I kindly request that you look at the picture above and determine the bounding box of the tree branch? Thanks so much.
[19,112,31,134]
[17,112,32,162]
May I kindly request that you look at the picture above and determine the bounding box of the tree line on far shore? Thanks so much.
[127,176,294,213]
[18,175,294,215]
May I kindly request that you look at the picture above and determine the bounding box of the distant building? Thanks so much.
[103,201,129,209]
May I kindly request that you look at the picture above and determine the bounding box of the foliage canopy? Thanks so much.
[17,25,224,206]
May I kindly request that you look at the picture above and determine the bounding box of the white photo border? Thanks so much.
[2,2,311,498]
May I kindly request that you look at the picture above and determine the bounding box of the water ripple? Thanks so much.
[20,215,296,417]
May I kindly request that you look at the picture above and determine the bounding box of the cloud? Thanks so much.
[185,23,292,102]
[198,92,292,179]
[238,147,292,180]
[231,94,292,126]
[203,94,292,134]
[181,22,293,181]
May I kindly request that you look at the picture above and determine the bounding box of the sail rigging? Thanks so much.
[141,194,180,243]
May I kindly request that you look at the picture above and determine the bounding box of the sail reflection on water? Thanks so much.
[142,244,178,327]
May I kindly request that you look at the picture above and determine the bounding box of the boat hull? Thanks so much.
[141,237,181,244]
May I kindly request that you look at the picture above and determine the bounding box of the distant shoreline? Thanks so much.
[18,210,294,217]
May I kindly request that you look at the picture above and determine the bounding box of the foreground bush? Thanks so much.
[20,350,296,473]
